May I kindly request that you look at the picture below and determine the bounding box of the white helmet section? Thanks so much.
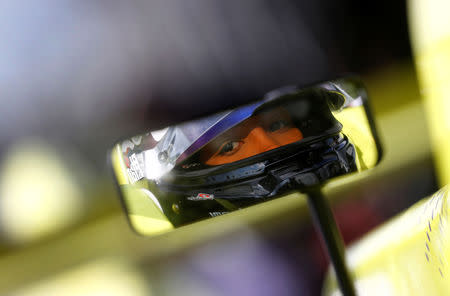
[142,111,230,180]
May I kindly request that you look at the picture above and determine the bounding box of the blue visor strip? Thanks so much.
[177,102,262,163]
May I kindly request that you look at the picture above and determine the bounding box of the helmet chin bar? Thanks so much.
[154,133,356,227]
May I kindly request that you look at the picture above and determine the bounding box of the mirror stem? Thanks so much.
[306,188,356,296]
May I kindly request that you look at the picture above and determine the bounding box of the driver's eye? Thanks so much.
[268,120,289,132]
[219,141,242,155]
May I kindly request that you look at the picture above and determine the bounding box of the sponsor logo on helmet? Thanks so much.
[127,153,145,183]
[187,193,214,201]
[182,162,201,169]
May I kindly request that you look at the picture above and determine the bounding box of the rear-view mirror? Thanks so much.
[110,77,381,236]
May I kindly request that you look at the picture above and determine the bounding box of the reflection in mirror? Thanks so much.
[111,78,380,236]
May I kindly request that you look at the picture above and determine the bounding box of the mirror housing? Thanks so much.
[110,77,381,235]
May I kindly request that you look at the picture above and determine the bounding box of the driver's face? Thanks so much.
[200,108,303,165]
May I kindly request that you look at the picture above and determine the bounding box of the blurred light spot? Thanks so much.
[144,149,173,180]
[10,258,151,296]
[0,139,83,244]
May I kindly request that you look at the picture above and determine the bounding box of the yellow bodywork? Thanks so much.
[409,0,450,186]
[111,145,174,235]
[324,186,450,295]
[334,105,378,171]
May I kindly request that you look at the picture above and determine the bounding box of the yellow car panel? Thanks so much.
[324,186,450,295]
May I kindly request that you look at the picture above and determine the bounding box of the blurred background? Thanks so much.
[0,0,441,295]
